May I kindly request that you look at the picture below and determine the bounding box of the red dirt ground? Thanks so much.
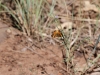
[0,21,67,75]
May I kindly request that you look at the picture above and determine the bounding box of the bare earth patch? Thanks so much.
[0,22,67,75]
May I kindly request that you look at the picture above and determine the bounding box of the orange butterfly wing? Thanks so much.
[51,30,62,38]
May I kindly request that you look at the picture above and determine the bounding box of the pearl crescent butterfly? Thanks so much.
[51,30,62,38]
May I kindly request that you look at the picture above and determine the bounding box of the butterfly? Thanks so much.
[51,30,62,38]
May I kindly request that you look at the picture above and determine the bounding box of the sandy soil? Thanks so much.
[0,22,67,75]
